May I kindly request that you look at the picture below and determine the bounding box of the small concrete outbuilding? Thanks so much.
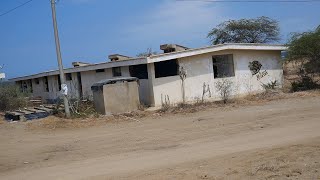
[91,77,140,115]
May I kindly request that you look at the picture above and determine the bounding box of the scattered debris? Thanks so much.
[4,105,60,121]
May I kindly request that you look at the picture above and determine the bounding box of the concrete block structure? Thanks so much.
[91,78,140,114]
[9,43,287,108]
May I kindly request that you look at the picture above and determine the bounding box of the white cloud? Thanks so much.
[122,0,227,47]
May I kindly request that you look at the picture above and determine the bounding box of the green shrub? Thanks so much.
[0,83,28,111]
[290,76,319,92]
[262,80,278,91]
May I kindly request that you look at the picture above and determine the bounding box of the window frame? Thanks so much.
[212,54,235,78]
[95,69,105,73]
[129,64,148,79]
[44,76,49,92]
[112,67,122,77]
[154,59,179,78]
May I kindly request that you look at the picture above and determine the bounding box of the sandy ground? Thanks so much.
[0,96,320,180]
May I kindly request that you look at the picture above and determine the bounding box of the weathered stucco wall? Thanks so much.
[150,50,283,107]
[15,49,282,106]
[21,65,150,104]
[92,81,140,115]
[80,66,131,99]
[65,73,81,99]
[103,81,140,114]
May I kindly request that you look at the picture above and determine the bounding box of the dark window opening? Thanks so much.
[18,81,23,92]
[129,64,148,79]
[154,59,179,78]
[96,69,105,73]
[29,80,33,93]
[44,77,49,92]
[57,76,61,91]
[66,73,72,81]
[22,81,27,93]
[35,78,40,84]
[212,54,235,78]
[77,72,83,97]
[112,67,122,77]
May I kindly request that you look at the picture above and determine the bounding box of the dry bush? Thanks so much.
[215,78,234,104]
[0,83,28,111]
[159,94,171,112]
[58,98,99,118]
[291,76,319,92]
[156,100,230,115]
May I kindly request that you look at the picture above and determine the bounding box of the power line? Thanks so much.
[176,0,320,2]
[0,0,34,17]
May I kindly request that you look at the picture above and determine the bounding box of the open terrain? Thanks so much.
[1,95,320,179]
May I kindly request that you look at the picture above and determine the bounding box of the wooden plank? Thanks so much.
[34,107,54,113]
[25,108,46,113]
[15,110,33,115]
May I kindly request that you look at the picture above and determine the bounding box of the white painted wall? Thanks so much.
[65,73,81,99]
[16,49,282,106]
[150,50,283,107]
[80,66,131,99]
[27,76,61,102]
[23,65,151,104]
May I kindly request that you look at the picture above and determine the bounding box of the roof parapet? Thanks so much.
[108,54,131,62]
[160,44,189,53]
[72,62,91,67]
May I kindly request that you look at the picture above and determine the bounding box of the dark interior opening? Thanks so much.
[29,80,33,93]
[96,69,105,73]
[77,72,83,97]
[35,78,40,84]
[57,76,61,91]
[212,54,235,78]
[66,73,72,81]
[112,67,122,77]
[154,59,179,78]
[129,64,148,79]
[44,77,49,92]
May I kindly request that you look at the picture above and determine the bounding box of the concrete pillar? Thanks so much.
[147,63,155,107]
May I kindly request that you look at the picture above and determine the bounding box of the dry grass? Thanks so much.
[243,141,320,179]
[0,112,5,125]
[26,110,150,130]
[26,116,102,130]
[20,89,320,131]
[250,159,289,176]
[156,89,320,115]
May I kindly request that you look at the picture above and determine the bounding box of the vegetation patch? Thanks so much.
[0,83,28,111]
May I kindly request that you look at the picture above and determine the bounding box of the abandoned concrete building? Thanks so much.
[9,43,287,107]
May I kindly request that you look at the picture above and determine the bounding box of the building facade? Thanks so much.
[9,43,287,107]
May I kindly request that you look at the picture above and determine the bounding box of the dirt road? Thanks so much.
[1,96,320,179]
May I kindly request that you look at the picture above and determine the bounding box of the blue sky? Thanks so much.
[0,0,319,79]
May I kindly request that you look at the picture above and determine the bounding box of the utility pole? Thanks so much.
[50,0,71,118]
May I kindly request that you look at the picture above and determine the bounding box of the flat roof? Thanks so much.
[148,43,287,63]
[9,43,287,81]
